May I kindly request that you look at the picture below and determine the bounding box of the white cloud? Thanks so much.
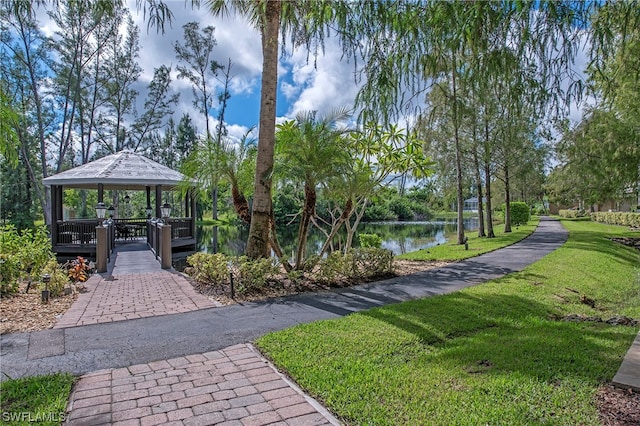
[282,37,361,119]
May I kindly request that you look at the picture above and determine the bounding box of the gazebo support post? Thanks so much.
[96,225,108,273]
[56,186,63,222]
[155,185,162,219]
[50,185,59,245]
[159,223,172,269]
[190,191,196,237]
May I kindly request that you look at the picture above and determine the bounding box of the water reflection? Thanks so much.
[195,217,478,257]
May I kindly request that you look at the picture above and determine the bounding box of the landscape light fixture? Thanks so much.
[41,273,50,303]
[161,203,172,219]
[95,202,107,220]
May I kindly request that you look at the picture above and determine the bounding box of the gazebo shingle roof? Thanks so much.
[43,150,191,190]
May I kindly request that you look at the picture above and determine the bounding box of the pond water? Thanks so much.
[194,217,479,257]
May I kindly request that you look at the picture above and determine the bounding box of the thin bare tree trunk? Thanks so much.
[504,163,512,233]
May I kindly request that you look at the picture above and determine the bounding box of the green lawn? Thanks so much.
[257,219,640,425]
[397,216,539,261]
[0,373,74,426]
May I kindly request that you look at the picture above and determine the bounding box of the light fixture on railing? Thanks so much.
[145,205,153,218]
[107,205,115,218]
[161,203,172,220]
[96,202,106,219]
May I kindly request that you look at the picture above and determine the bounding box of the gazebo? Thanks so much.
[42,150,197,263]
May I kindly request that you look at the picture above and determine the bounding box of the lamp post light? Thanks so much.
[96,202,107,225]
[107,205,115,219]
[161,203,172,220]
[41,273,50,303]
[96,202,107,218]
[145,206,153,219]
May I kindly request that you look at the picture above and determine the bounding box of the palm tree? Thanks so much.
[203,0,342,259]
[203,1,285,258]
[219,130,257,225]
[180,134,221,220]
[275,108,352,270]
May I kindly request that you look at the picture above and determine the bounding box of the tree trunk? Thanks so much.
[212,186,218,220]
[344,198,367,252]
[472,125,485,238]
[231,183,251,224]
[269,209,292,272]
[295,181,316,270]
[484,161,495,238]
[504,163,512,233]
[483,117,495,238]
[451,58,465,245]
[318,198,353,258]
[246,0,280,259]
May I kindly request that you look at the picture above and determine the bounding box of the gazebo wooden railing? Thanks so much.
[53,220,100,256]
[147,217,196,256]
[52,217,195,258]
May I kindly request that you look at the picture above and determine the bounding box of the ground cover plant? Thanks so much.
[397,217,540,261]
[257,219,640,425]
[0,373,74,426]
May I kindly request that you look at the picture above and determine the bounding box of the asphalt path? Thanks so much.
[0,217,567,380]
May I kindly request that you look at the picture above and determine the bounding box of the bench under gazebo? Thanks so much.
[43,150,197,270]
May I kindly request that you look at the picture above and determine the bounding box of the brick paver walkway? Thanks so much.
[66,343,339,425]
[54,271,217,328]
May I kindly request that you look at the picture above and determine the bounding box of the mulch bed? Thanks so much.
[187,260,451,305]
[0,281,77,334]
[610,237,640,250]
[597,385,640,425]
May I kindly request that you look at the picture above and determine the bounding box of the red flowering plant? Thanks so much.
[67,256,91,291]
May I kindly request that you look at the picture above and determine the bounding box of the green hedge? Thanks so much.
[508,202,530,226]
[591,211,640,227]
[558,209,585,218]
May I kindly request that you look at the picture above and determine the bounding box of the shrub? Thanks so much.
[230,256,280,293]
[559,209,586,218]
[316,251,353,283]
[0,225,55,295]
[362,204,394,221]
[359,233,383,248]
[352,248,393,278]
[186,252,229,287]
[508,202,530,226]
[0,254,20,295]
[409,200,431,217]
[186,252,280,294]
[389,198,414,220]
[40,259,70,297]
[316,248,394,283]
[591,212,640,228]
